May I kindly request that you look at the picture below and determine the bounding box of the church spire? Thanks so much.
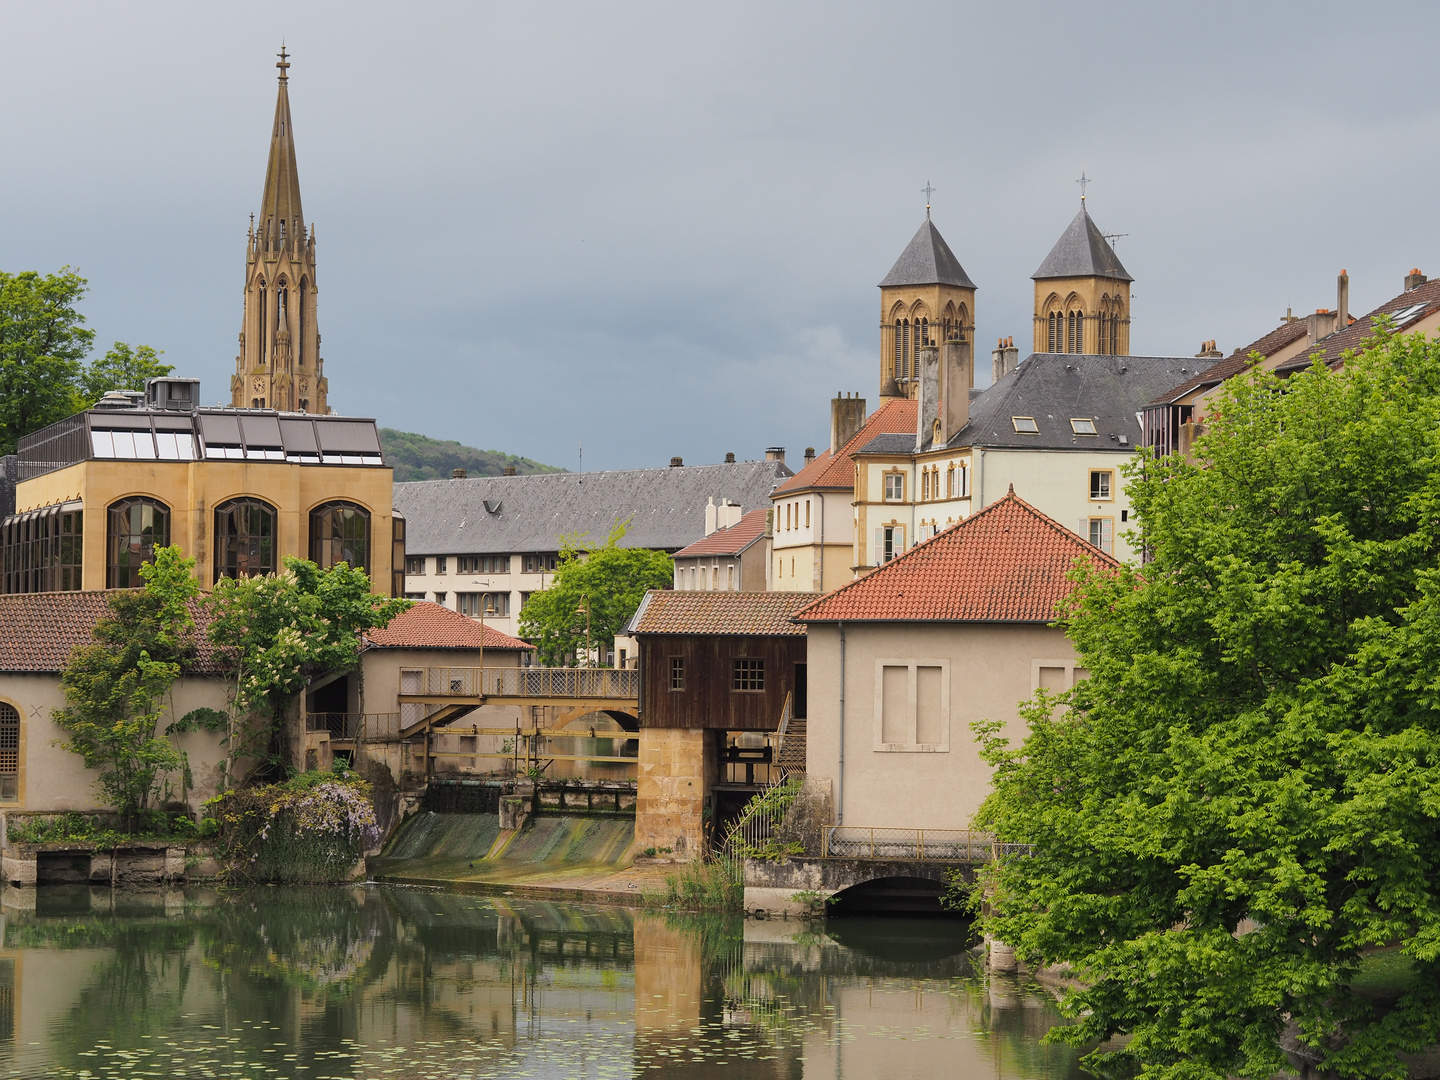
[259,44,304,249]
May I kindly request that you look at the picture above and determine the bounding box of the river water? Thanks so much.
[0,884,1087,1079]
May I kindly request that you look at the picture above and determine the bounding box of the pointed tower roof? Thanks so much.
[1032,206,1131,282]
[259,46,304,233]
[878,219,976,289]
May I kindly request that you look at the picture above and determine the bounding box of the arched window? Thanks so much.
[279,219,286,245]
[258,282,267,364]
[902,320,910,378]
[107,497,170,588]
[1110,310,1120,354]
[0,702,17,801]
[920,318,929,348]
[1048,311,1061,352]
[1068,310,1083,353]
[893,320,903,380]
[298,280,307,367]
[309,502,370,573]
[214,499,278,583]
[1096,314,1108,355]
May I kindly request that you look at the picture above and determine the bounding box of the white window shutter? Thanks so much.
[874,528,883,566]
[1079,519,1089,539]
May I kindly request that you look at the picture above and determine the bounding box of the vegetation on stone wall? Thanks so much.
[379,428,562,481]
[977,327,1440,1080]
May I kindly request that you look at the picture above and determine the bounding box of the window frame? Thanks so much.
[872,658,951,752]
[308,501,371,574]
[1070,418,1098,436]
[0,700,20,803]
[106,496,171,589]
[1089,470,1114,501]
[669,656,685,692]
[1087,516,1114,555]
[1011,416,1039,433]
[882,470,906,502]
[731,657,765,693]
[213,497,278,584]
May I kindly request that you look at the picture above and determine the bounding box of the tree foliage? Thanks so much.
[378,428,563,481]
[53,546,199,829]
[978,329,1440,1079]
[517,521,672,665]
[0,268,95,454]
[205,556,410,774]
[78,341,173,406]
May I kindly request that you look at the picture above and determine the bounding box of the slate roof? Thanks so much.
[1273,277,1440,372]
[773,400,918,494]
[673,508,769,558]
[0,592,226,674]
[363,601,533,651]
[796,491,1116,623]
[1033,207,1133,282]
[927,353,1193,452]
[878,219,976,289]
[626,591,812,637]
[393,460,792,557]
[1149,320,1310,406]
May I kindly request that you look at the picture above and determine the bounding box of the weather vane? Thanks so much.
[1076,171,1090,203]
[922,180,936,219]
[276,42,290,83]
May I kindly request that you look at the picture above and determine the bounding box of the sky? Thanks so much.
[3,2,1438,472]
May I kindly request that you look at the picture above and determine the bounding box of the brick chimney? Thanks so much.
[670,456,683,468]
[1194,340,1223,359]
[991,336,1019,383]
[830,393,866,454]
[765,447,785,464]
[1406,267,1428,291]
[724,452,735,463]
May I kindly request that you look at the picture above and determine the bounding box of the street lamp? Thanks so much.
[576,594,592,669]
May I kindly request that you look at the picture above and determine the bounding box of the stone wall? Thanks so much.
[634,728,716,861]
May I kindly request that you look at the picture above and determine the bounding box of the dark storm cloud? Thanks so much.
[2,1,1436,469]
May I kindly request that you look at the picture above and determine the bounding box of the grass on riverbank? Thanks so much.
[646,855,742,912]
[7,810,213,849]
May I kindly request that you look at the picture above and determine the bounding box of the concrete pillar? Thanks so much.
[635,728,711,860]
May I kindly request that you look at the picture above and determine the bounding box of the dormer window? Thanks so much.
[1012,417,1039,433]
[1070,418,1097,435]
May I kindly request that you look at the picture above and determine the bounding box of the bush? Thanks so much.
[207,773,379,884]
[655,855,742,913]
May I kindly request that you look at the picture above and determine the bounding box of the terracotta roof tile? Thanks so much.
[672,508,768,558]
[773,400,917,494]
[627,591,812,636]
[364,601,534,650]
[0,592,226,673]
[796,491,1117,623]
[1275,277,1440,370]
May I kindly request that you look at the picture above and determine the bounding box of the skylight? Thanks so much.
[1385,302,1430,326]
[1011,417,1039,433]
[1070,418,1097,435]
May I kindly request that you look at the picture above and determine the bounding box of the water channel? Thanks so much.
[0,884,1088,1079]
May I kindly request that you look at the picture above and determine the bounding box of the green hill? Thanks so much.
[380,429,565,482]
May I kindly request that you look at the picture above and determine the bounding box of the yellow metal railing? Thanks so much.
[404,667,640,700]
[820,827,1017,862]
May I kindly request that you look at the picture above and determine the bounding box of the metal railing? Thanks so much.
[821,827,1002,862]
[403,667,639,700]
[305,712,400,741]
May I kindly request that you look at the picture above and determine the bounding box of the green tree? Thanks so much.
[518,521,672,665]
[977,329,1440,1079]
[205,557,410,776]
[79,341,173,406]
[53,546,199,830]
[0,268,95,454]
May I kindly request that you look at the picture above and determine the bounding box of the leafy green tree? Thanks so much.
[0,268,95,454]
[53,546,199,830]
[378,427,563,481]
[518,521,672,665]
[977,329,1440,1079]
[79,341,173,406]
[205,557,410,776]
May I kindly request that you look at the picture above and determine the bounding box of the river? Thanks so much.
[0,884,1088,1079]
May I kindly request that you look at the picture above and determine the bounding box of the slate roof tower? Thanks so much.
[232,47,329,413]
[878,214,976,402]
[1032,200,1132,357]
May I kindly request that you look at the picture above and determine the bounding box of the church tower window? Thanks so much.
[1048,311,1061,352]
[1068,310,1083,353]
[901,320,910,378]
[893,320,902,381]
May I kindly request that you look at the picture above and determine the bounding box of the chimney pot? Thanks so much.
[765,447,785,464]
[1406,268,1428,290]
[804,446,816,464]
[452,468,467,479]
[724,452,735,463]
[670,456,683,468]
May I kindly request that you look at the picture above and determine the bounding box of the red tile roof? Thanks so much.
[1275,276,1440,370]
[363,601,534,651]
[627,590,812,636]
[796,490,1117,623]
[0,592,226,673]
[673,508,768,558]
[773,400,918,494]
[1150,320,1310,405]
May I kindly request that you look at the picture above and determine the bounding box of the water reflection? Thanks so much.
[0,885,1086,1078]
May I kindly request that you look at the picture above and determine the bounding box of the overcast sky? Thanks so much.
[3,2,1437,471]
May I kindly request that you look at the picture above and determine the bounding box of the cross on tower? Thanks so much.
[922,180,936,219]
[276,43,290,83]
[1076,171,1090,203]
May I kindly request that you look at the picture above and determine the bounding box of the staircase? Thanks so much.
[777,717,807,780]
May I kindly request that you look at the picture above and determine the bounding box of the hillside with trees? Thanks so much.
[379,429,564,482]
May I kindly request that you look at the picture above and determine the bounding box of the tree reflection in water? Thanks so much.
[0,885,1086,1079]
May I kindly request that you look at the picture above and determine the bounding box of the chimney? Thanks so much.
[830,392,867,454]
[705,497,717,536]
[504,465,517,476]
[765,447,786,464]
[941,328,973,446]
[803,446,816,465]
[724,452,735,463]
[1195,340,1222,359]
[1337,270,1349,327]
[915,344,940,452]
[670,456,683,468]
[452,468,467,479]
[990,336,1019,383]
[1303,308,1338,344]
[1406,267,1427,291]
[719,498,742,529]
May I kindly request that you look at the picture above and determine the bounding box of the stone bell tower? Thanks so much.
[232,47,329,413]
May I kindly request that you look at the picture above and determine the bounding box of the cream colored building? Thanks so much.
[797,492,1108,831]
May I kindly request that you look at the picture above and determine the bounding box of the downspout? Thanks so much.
[977,448,986,509]
[837,620,845,826]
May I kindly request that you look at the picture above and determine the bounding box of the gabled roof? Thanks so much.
[1148,320,1310,406]
[1274,276,1440,372]
[796,491,1116,623]
[772,400,918,494]
[936,353,1193,452]
[1032,207,1132,282]
[878,219,976,289]
[626,591,812,637]
[0,593,226,674]
[673,508,768,558]
[393,459,792,556]
[363,602,533,651]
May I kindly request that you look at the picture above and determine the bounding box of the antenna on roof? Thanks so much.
[922,180,935,220]
[1076,171,1090,203]
[1103,232,1128,250]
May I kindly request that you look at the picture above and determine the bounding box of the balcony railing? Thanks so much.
[820,827,1010,862]
[305,713,400,741]
[403,667,639,700]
